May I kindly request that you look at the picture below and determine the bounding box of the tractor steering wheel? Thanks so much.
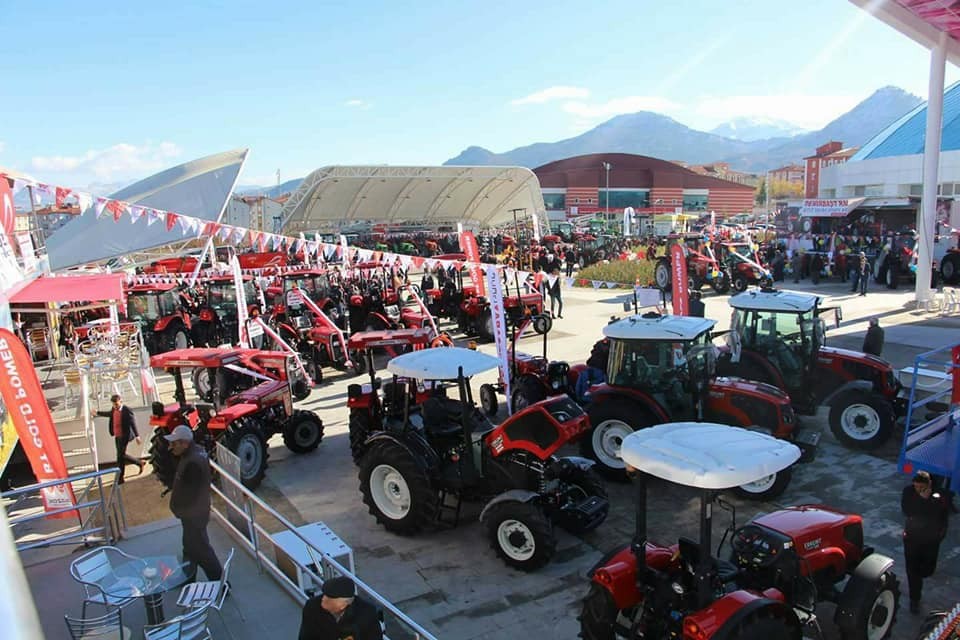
[732,525,778,569]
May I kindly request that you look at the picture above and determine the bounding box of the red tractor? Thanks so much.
[124,282,193,354]
[354,347,609,571]
[580,422,899,640]
[191,275,260,347]
[716,240,773,292]
[579,314,816,499]
[718,288,906,450]
[188,346,311,403]
[148,348,323,489]
[269,268,344,328]
[653,234,732,294]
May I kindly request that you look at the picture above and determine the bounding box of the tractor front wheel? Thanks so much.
[479,384,499,417]
[733,273,749,292]
[829,391,895,450]
[579,583,630,640]
[222,419,269,489]
[348,411,373,465]
[484,500,556,571]
[838,570,899,640]
[148,429,177,491]
[654,259,671,290]
[712,270,732,294]
[282,410,324,454]
[941,253,960,284]
[511,376,546,412]
[165,326,189,352]
[359,440,438,534]
[583,400,656,479]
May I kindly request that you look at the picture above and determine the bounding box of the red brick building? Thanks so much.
[804,141,859,198]
[534,153,755,220]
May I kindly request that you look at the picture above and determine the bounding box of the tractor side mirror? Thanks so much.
[623,300,632,312]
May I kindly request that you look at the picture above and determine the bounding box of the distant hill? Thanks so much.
[235,178,303,199]
[444,86,923,172]
[709,117,807,142]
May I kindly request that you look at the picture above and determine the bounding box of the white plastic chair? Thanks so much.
[69,546,141,618]
[941,287,960,315]
[143,602,212,640]
[64,608,131,640]
[176,547,243,638]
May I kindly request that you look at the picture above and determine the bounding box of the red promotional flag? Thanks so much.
[55,187,72,208]
[165,212,179,231]
[458,231,486,297]
[0,175,15,240]
[106,199,126,222]
[0,329,76,517]
[670,243,689,316]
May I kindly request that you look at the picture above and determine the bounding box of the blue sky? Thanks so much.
[2,0,959,191]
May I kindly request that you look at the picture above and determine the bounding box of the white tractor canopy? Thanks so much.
[620,422,801,489]
[387,347,499,380]
[46,148,248,271]
[728,289,818,313]
[278,165,549,234]
[603,314,716,341]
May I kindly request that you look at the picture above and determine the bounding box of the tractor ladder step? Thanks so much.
[435,489,462,528]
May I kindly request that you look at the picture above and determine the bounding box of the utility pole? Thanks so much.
[602,162,612,220]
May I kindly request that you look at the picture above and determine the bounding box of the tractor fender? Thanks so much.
[834,552,895,633]
[478,489,540,523]
[588,385,670,423]
[697,592,800,640]
[364,431,442,474]
[821,380,876,407]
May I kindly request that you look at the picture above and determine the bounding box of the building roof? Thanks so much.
[849,1,960,67]
[602,314,716,341]
[770,164,804,173]
[278,165,548,234]
[826,147,860,159]
[534,153,754,191]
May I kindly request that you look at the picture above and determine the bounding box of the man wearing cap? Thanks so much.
[901,470,950,613]
[165,425,222,581]
[299,576,383,640]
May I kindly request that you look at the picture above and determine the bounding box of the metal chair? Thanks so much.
[69,546,141,618]
[176,547,244,639]
[64,608,131,640]
[143,602,213,640]
[62,366,84,409]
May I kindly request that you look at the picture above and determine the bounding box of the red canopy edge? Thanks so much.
[9,273,125,304]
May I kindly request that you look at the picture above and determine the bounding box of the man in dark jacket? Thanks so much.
[93,394,143,484]
[166,425,222,581]
[564,246,576,277]
[299,576,383,640]
[862,317,884,357]
[901,471,950,613]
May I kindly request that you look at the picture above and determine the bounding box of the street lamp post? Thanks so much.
[602,162,612,217]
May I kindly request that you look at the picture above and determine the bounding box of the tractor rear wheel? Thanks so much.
[579,583,630,640]
[479,384,499,417]
[511,376,546,412]
[838,570,899,640]
[561,468,609,533]
[733,465,792,501]
[829,391,895,450]
[484,500,556,571]
[348,411,373,465]
[350,351,367,376]
[148,429,177,491]
[733,273,749,292]
[165,326,189,352]
[282,410,324,454]
[222,418,268,489]
[583,400,657,479]
[941,253,960,284]
[359,440,438,534]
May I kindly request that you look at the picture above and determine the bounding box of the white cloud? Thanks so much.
[344,99,372,109]
[511,86,590,105]
[0,141,5,153]
[31,141,182,184]
[689,94,862,130]
[561,96,680,120]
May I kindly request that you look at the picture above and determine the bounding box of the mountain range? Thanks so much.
[444,86,922,172]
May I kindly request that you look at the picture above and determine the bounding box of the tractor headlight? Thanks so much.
[671,582,684,595]
[551,380,561,390]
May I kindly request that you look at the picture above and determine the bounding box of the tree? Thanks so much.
[768,178,803,199]
[755,179,767,205]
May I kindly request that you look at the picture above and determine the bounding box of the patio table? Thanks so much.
[96,554,190,625]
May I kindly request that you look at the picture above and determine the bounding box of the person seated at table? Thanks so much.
[299,576,383,640]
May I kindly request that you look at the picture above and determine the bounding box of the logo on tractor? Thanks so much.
[491,435,504,454]
[803,537,822,551]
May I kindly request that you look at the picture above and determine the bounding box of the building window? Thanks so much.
[864,185,883,197]
[822,188,836,198]
[597,189,650,209]
[853,185,866,197]
[542,193,566,210]
[682,194,708,211]
[942,183,955,196]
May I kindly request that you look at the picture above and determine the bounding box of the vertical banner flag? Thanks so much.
[531,212,541,242]
[339,234,350,264]
[623,207,634,237]
[0,329,76,517]
[0,176,15,242]
[232,256,249,347]
[485,266,512,413]
[670,243,689,316]
[459,230,486,297]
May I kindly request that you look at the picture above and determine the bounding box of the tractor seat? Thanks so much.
[678,537,739,584]
[421,396,463,437]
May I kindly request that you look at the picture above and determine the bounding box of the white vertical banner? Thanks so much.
[339,234,350,264]
[15,232,36,272]
[457,222,464,235]
[108,303,120,336]
[189,236,214,287]
[623,207,634,237]
[485,266,512,413]
[531,212,541,242]
[231,256,249,347]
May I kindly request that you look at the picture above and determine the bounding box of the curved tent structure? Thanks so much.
[46,148,248,271]
[278,165,548,234]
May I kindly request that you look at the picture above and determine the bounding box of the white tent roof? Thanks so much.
[46,149,247,271]
[620,422,801,489]
[387,347,499,380]
[278,165,549,234]
[603,314,716,341]
[728,289,818,313]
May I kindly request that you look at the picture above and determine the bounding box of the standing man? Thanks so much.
[93,394,144,484]
[299,576,383,640]
[564,245,576,277]
[901,471,950,613]
[165,425,222,581]
[862,317,884,357]
[857,251,869,296]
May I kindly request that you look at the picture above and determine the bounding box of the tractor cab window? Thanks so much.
[746,310,807,387]
[607,340,672,388]
[127,294,159,321]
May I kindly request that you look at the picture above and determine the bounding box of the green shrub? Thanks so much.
[575,260,656,287]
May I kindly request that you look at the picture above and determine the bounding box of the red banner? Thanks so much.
[670,243,689,316]
[459,231,486,297]
[0,329,75,517]
[0,177,14,241]
[953,345,960,405]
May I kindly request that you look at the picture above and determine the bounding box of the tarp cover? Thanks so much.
[46,149,248,271]
[9,273,124,303]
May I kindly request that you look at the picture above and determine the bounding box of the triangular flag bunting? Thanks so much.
[94,198,108,219]
[606,282,617,289]
[564,277,575,288]
[165,212,179,231]
[55,187,72,207]
[128,206,144,223]
[592,280,602,289]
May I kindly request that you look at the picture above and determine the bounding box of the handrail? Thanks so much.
[208,455,438,640]
[2,467,125,551]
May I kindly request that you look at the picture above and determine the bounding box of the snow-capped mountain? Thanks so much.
[709,117,808,141]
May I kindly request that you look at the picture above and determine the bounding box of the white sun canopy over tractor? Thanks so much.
[278,165,549,235]
[46,148,248,271]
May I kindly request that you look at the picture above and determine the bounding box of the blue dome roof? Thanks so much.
[852,80,960,162]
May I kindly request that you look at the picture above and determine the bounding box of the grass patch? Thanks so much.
[575,260,657,288]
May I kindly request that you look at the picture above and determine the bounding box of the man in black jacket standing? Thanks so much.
[901,471,950,613]
[862,317,884,357]
[166,425,222,581]
[93,394,143,484]
[299,576,383,640]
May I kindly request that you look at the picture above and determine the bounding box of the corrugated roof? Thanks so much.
[852,79,960,161]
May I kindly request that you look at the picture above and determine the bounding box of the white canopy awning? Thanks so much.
[278,165,549,234]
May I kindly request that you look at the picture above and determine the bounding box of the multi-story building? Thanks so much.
[684,161,761,187]
[769,164,805,185]
[804,141,859,198]
[223,195,284,232]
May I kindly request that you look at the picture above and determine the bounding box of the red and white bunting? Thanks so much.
[129,205,145,224]
[94,197,108,219]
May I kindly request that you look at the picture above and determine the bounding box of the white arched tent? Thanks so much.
[278,165,549,235]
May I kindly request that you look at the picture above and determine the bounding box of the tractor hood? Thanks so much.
[752,505,854,541]
[711,376,791,401]
[819,346,892,370]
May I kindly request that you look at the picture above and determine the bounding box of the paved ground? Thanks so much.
[29,275,960,639]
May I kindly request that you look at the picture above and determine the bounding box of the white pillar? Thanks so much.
[917,30,948,304]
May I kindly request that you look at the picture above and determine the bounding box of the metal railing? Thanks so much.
[208,450,437,640]
[2,467,126,551]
